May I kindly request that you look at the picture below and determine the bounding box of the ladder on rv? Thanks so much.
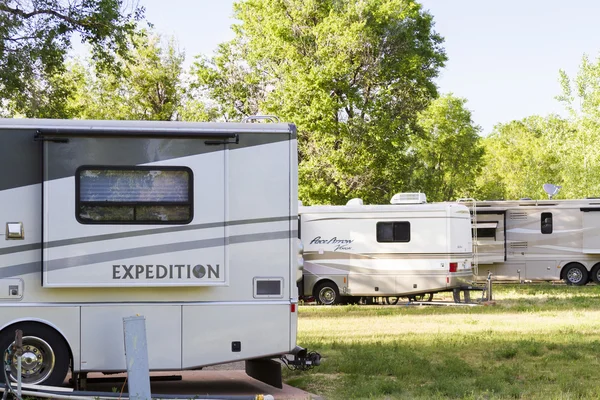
[457,198,478,277]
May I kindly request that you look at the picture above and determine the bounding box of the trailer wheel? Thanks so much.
[591,263,600,284]
[563,263,589,286]
[0,323,71,386]
[314,281,341,305]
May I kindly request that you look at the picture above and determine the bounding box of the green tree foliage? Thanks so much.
[408,94,483,202]
[192,0,447,204]
[0,0,144,110]
[475,115,573,200]
[71,32,185,120]
[556,54,600,198]
[14,31,185,121]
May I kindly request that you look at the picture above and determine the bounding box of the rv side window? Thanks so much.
[541,212,553,234]
[376,222,410,243]
[76,166,193,224]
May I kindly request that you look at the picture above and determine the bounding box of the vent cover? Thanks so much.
[509,212,528,220]
[509,241,528,249]
[390,193,427,204]
[253,277,283,298]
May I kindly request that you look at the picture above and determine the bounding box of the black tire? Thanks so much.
[314,281,341,305]
[591,263,600,284]
[385,296,400,305]
[0,323,71,386]
[563,263,589,286]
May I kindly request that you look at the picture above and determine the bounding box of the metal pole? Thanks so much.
[486,271,493,301]
[14,329,23,398]
[123,316,151,400]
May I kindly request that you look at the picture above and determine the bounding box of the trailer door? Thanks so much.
[582,208,600,254]
[40,133,228,287]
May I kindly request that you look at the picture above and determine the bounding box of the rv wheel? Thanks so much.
[0,323,71,386]
[314,281,341,305]
[563,263,588,286]
[591,263,600,284]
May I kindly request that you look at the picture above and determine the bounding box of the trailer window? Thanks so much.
[376,222,410,243]
[541,212,553,234]
[76,166,193,224]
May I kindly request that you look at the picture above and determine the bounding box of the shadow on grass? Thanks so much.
[284,336,600,400]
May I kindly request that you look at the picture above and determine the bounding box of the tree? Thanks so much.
[192,0,447,204]
[17,31,184,121]
[475,116,572,201]
[407,94,483,202]
[556,54,600,198]
[0,0,144,110]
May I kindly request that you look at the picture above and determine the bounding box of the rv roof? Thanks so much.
[299,202,469,215]
[462,199,600,209]
[0,118,295,136]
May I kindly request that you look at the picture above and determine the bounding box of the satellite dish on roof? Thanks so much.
[543,183,562,199]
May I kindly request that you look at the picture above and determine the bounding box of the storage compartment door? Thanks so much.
[583,211,600,253]
[41,138,227,287]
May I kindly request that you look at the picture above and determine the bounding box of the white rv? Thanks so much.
[299,194,474,305]
[0,118,308,388]
[466,198,600,285]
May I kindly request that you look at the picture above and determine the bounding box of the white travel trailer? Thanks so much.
[465,197,600,285]
[0,118,309,389]
[299,193,474,305]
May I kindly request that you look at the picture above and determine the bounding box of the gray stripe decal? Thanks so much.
[0,216,293,256]
[304,251,473,261]
[309,262,473,276]
[0,230,295,278]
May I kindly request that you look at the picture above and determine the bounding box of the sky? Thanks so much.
[134,0,600,134]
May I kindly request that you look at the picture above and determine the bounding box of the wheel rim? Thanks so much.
[567,268,583,284]
[318,287,336,305]
[5,336,56,384]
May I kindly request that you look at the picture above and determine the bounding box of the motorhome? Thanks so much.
[298,193,474,305]
[0,118,308,388]
[464,197,600,285]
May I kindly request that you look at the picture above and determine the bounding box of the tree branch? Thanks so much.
[0,3,82,27]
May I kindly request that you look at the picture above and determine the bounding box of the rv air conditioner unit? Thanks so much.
[346,198,364,206]
[390,192,427,204]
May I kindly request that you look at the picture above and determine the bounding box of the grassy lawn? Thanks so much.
[284,284,600,399]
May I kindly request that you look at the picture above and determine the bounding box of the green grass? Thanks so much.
[284,284,600,399]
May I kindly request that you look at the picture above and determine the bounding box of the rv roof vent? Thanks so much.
[346,198,364,206]
[390,193,427,204]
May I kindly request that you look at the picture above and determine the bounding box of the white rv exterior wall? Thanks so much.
[0,119,298,376]
[469,199,600,282]
[299,202,473,298]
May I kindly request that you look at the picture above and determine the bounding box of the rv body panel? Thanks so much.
[467,199,600,282]
[299,202,473,300]
[0,119,298,382]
